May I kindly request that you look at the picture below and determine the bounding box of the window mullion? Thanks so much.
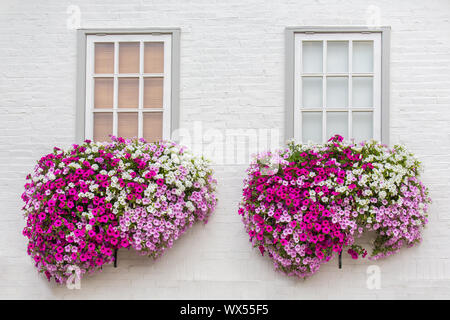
[85,39,94,140]
[162,37,172,140]
[138,40,144,139]
[322,40,327,143]
[296,39,302,142]
[348,40,353,140]
[373,36,382,141]
[113,41,119,137]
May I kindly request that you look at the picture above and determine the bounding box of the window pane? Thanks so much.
[327,41,348,73]
[327,112,348,140]
[352,112,373,142]
[327,77,348,108]
[118,112,138,138]
[302,112,322,143]
[302,41,322,73]
[143,112,163,142]
[353,41,373,73]
[118,78,139,108]
[94,78,113,109]
[119,42,140,73]
[144,77,163,108]
[352,77,373,108]
[302,77,322,108]
[93,113,113,142]
[94,43,114,74]
[144,42,164,73]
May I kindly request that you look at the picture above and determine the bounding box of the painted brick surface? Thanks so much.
[0,0,450,299]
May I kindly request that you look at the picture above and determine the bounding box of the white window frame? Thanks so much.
[76,28,180,143]
[285,27,391,144]
[85,34,171,140]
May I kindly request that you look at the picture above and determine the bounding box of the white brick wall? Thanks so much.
[1,0,450,299]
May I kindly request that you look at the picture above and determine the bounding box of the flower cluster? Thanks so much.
[114,140,217,258]
[238,135,430,278]
[21,137,217,284]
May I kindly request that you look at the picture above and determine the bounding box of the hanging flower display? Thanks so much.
[238,135,430,278]
[21,137,217,284]
[115,140,217,258]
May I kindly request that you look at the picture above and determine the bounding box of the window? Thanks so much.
[285,27,390,144]
[77,29,180,143]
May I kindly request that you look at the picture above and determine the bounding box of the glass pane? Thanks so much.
[302,41,323,73]
[93,113,113,142]
[302,112,322,143]
[144,42,164,73]
[94,43,114,74]
[119,42,140,73]
[353,41,373,73]
[327,77,348,108]
[302,77,322,108]
[118,112,138,138]
[352,112,373,142]
[143,112,163,142]
[352,77,373,108]
[144,77,163,108]
[327,112,348,140]
[94,78,113,109]
[327,41,348,73]
[118,78,139,108]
